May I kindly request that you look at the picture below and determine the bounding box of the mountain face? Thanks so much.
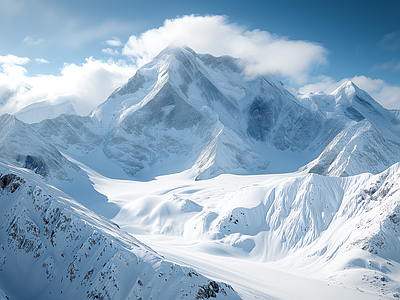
[88,45,343,178]
[31,114,103,155]
[299,81,400,177]
[0,114,80,180]
[0,162,241,300]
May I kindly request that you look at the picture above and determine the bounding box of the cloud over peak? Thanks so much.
[122,15,328,84]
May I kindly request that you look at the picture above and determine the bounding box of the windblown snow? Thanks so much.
[1,45,400,299]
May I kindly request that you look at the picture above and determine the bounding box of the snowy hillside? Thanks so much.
[79,159,400,299]
[0,161,241,300]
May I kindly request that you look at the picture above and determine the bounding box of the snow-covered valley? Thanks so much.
[61,153,400,299]
[1,45,400,299]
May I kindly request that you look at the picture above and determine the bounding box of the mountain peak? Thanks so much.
[153,44,197,61]
[331,80,360,96]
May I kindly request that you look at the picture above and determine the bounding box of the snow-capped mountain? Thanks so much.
[88,45,343,178]
[0,161,241,300]
[91,46,277,178]
[300,81,400,176]
[2,44,400,299]
[14,45,399,180]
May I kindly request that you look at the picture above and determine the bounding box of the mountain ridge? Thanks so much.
[7,45,400,180]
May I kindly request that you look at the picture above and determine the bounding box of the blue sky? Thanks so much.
[1,0,400,114]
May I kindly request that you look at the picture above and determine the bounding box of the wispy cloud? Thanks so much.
[102,48,119,56]
[35,58,49,64]
[380,32,400,50]
[106,37,123,47]
[122,15,328,84]
[299,75,400,110]
[0,54,30,65]
[63,20,135,48]
[372,60,400,72]
[23,36,45,45]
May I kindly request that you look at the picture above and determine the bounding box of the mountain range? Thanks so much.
[1,45,400,299]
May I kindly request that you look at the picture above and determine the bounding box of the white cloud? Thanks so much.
[106,37,123,47]
[35,58,49,64]
[0,54,30,65]
[1,63,28,78]
[380,32,400,50]
[122,15,328,84]
[299,75,400,110]
[0,57,136,116]
[23,36,45,45]
[102,48,119,56]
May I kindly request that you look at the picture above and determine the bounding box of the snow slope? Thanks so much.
[0,161,241,300]
[75,159,400,299]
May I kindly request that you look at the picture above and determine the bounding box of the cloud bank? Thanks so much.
[0,56,136,117]
[122,15,328,84]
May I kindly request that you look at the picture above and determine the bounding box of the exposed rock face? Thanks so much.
[24,155,47,177]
